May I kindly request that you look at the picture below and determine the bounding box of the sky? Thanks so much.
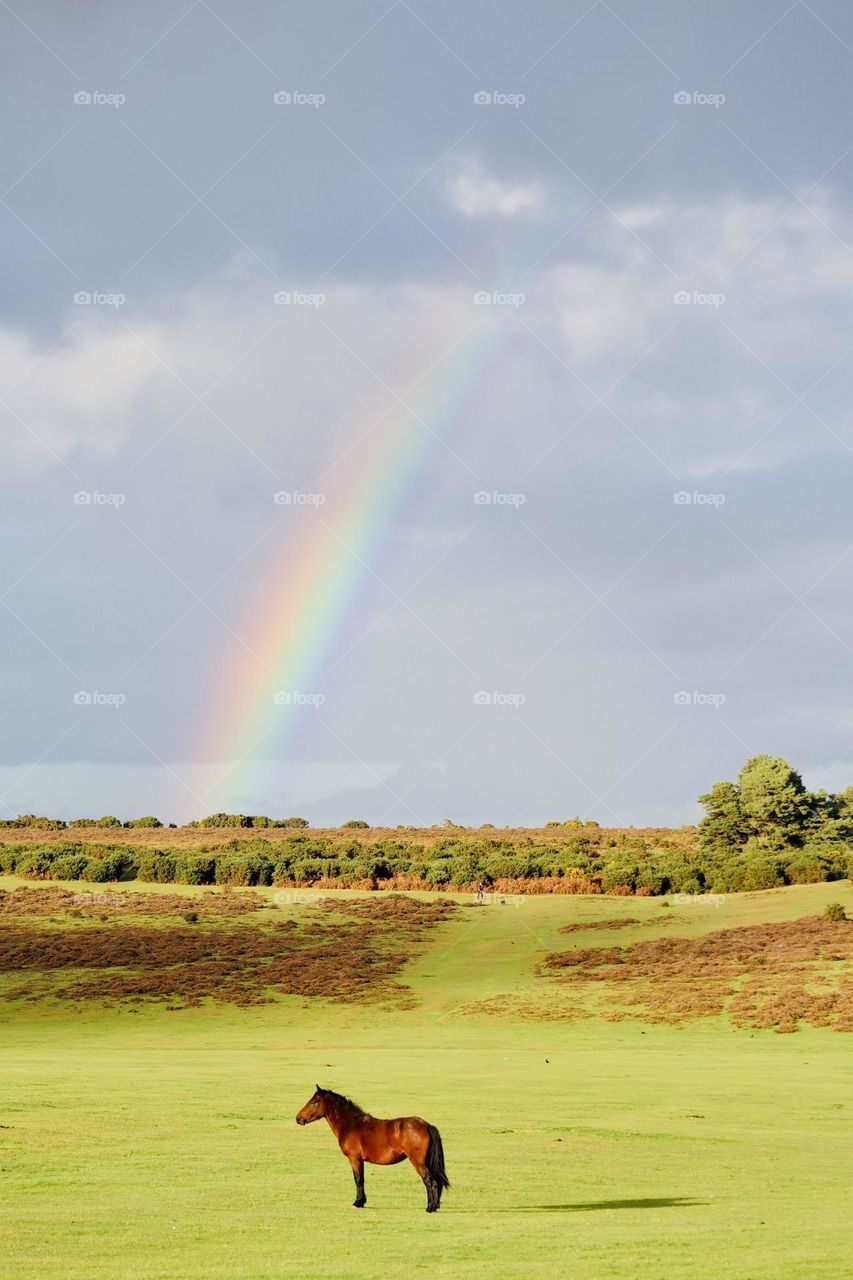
[2,0,853,827]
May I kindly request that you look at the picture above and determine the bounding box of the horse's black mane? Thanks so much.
[321,1088,365,1115]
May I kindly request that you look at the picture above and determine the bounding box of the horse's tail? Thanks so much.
[426,1123,450,1192]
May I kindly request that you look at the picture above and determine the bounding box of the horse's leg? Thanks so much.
[407,1155,436,1212]
[349,1155,366,1208]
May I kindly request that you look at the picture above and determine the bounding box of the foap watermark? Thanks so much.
[273,290,325,307]
[473,690,526,707]
[73,90,126,108]
[73,290,126,308]
[73,690,126,707]
[73,490,126,506]
[474,290,525,308]
[474,490,526,507]
[273,690,326,706]
[673,490,725,507]
[673,90,725,108]
[477,891,525,909]
[673,690,726,708]
[273,490,326,506]
[71,890,124,906]
[473,90,525,108]
[673,892,725,907]
[273,90,325,107]
[673,290,725,307]
[273,889,326,905]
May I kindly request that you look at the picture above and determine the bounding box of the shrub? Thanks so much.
[739,856,785,892]
[290,858,328,883]
[136,853,177,883]
[13,849,57,878]
[82,854,127,882]
[214,853,274,887]
[198,813,251,829]
[51,854,89,880]
[275,817,309,828]
[600,861,638,893]
[173,855,215,885]
[124,816,163,829]
[824,902,847,922]
[341,820,369,829]
[783,853,829,885]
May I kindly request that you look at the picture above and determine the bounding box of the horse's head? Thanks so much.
[296,1085,328,1125]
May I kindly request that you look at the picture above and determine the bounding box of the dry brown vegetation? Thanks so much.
[0,824,689,851]
[0,885,267,918]
[558,917,641,933]
[0,889,458,1009]
[544,914,853,1033]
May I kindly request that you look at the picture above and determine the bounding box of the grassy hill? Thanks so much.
[1,877,852,1279]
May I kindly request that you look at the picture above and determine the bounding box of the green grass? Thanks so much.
[1,878,852,1279]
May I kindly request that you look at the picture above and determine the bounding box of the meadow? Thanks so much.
[1,875,852,1279]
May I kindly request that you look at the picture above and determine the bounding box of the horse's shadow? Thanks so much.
[454,1196,706,1213]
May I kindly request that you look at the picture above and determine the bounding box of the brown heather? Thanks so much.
[544,914,853,1033]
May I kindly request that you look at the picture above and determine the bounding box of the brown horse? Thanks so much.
[296,1086,450,1212]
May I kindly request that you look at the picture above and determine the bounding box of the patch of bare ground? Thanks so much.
[544,915,853,1033]
[0,891,458,1009]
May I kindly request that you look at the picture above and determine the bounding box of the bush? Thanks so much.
[136,853,177,883]
[290,858,328,883]
[51,854,89,880]
[173,855,215,885]
[824,902,847,922]
[82,854,127,882]
[13,849,57,878]
[275,817,309,828]
[341,820,369,829]
[739,856,784,892]
[214,853,274,887]
[124,816,163,829]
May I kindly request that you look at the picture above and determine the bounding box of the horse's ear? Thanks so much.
[315,1083,322,1092]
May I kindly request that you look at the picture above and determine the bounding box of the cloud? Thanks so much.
[0,759,403,824]
[444,155,545,218]
[2,190,853,502]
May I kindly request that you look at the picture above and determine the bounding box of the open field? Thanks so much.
[2,877,852,1279]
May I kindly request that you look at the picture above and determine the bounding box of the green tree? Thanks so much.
[737,755,811,845]
[697,780,749,853]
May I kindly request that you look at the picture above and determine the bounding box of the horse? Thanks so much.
[296,1086,450,1212]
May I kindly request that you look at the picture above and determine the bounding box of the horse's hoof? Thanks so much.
[353,1201,366,1209]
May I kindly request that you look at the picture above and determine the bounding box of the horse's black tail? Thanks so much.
[426,1124,450,1192]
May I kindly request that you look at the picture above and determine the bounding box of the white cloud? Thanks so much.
[444,155,545,218]
[3,191,853,487]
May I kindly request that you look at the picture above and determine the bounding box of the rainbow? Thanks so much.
[207,275,524,811]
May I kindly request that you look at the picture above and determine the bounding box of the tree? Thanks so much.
[737,755,811,845]
[697,780,750,853]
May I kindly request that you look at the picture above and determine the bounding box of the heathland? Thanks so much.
[2,875,852,1279]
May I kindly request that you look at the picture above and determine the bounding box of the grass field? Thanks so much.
[2,877,852,1279]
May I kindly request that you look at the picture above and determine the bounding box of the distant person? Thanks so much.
[476,882,484,903]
